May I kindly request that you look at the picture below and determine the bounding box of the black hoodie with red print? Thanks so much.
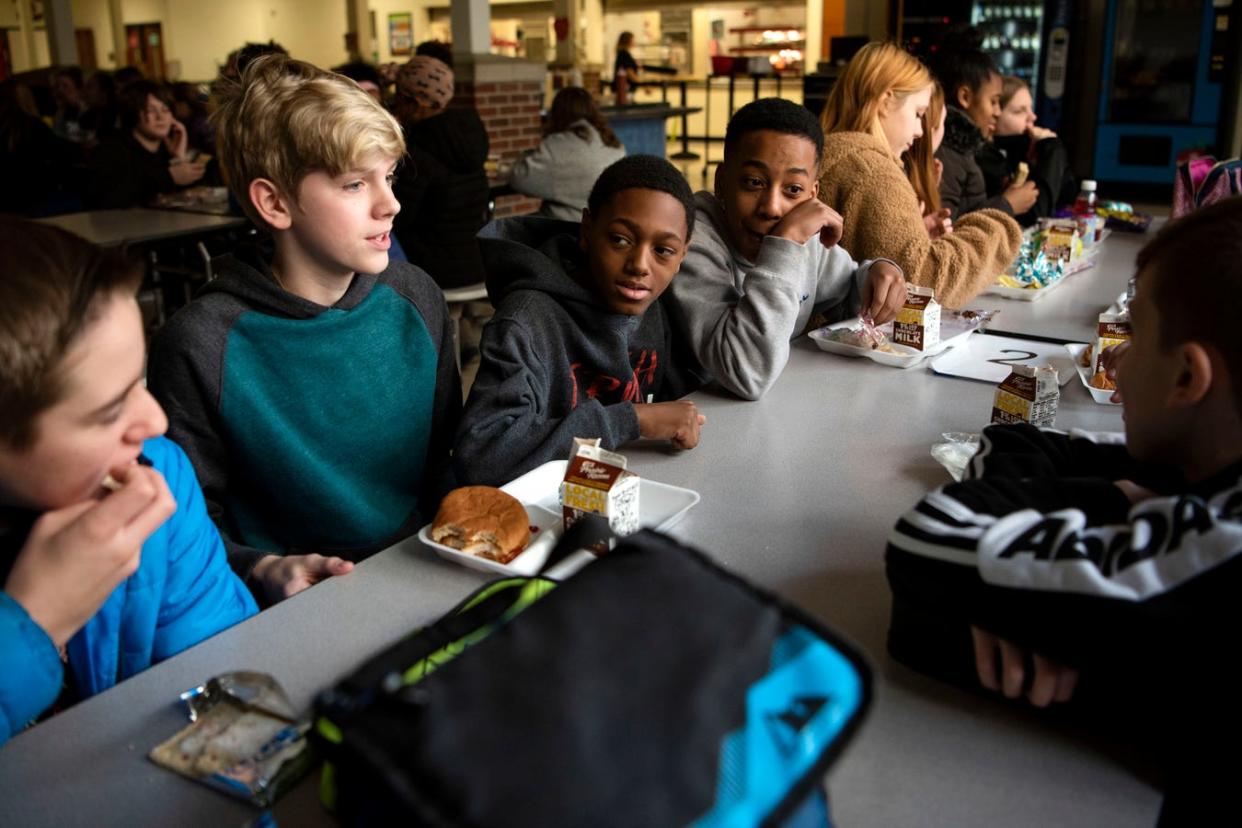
[454,217,703,487]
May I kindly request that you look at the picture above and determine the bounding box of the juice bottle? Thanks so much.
[1072,179,1100,243]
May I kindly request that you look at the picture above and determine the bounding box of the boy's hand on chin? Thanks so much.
[4,465,175,649]
[635,400,706,450]
[772,199,843,249]
[251,553,354,604]
[861,261,907,325]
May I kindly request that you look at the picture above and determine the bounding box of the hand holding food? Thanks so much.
[1011,161,1030,187]
[4,464,174,648]
[772,198,843,249]
[251,553,354,603]
[1003,180,1039,214]
[861,260,907,325]
[635,400,705,449]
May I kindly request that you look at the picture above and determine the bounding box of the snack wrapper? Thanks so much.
[559,438,640,553]
[149,672,312,808]
[931,432,981,482]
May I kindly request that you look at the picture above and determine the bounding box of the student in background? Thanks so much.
[51,67,87,144]
[0,218,255,746]
[670,97,906,401]
[456,155,705,487]
[148,56,460,606]
[817,42,1021,309]
[86,80,206,208]
[613,32,640,93]
[509,86,627,221]
[82,71,120,143]
[1,80,79,216]
[904,81,952,239]
[333,61,384,103]
[171,81,215,156]
[977,75,1074,226]
[885,199,1242,824]
[933,48,1037,220]
[391,53,490,290]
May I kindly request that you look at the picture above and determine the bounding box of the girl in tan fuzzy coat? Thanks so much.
[817,42,1021,309]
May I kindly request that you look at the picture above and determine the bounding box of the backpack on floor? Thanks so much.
[312,527,872,827]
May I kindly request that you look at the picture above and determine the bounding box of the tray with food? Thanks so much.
[1065,343,1120,405]
[418,458,700,577]
[808,309,985,368]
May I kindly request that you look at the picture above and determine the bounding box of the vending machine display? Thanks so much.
[1093,0,1230,184]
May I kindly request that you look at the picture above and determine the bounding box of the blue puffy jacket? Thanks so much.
[0,436,258,744]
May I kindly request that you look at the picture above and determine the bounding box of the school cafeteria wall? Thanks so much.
[159,0,348,80]
[453,54,545,218]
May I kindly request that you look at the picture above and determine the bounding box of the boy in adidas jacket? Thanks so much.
[886,198,1242,824]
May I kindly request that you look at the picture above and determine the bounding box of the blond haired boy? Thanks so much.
[148,56,460,605]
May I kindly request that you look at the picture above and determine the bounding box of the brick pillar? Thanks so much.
[452,54,546,219]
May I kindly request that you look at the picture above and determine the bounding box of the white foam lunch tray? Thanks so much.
[418,460,701,578]
[1065,343,1121,405]
[808,315,978,368]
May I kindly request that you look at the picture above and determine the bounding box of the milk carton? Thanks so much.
[892,285,941,351]
[559,438,640,553]
[1091,312,1131,390]
[991,364,1059,427]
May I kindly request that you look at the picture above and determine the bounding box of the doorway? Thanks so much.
[125,22,165,79]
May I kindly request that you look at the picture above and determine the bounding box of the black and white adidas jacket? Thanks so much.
[886,423,1242,667]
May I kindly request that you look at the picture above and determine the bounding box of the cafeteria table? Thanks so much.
[975,224,1157,345]
[36,207,248,248]
[0,230,1160,827]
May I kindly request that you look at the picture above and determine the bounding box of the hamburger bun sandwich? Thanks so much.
[431,486,531,564]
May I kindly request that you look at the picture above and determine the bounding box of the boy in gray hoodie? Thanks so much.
[455,155,705,487]
[667,98,907,400]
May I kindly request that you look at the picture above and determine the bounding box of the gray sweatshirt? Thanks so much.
[666,191,894,400]
[508,120,627,221]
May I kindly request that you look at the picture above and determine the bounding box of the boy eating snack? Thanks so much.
[0,218,255,744]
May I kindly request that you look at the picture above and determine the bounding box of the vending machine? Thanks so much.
[898,0,1076,132]
[1092,0,1234,184]
[970,0,1075,131]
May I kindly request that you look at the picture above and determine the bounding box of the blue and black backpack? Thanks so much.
[313,526,872,827]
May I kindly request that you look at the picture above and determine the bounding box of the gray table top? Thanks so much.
[973,226,1155,344]
[36,208,248,248]
[0,231,1161,827]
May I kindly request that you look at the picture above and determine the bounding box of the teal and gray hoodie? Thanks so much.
[148,245,461,585]
[455,217,702,487]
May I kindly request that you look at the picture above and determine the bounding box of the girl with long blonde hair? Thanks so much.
[904,82,952,239]
[816,41,1020,308]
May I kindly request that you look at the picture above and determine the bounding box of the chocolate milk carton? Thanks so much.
[559,438,640,553]
[1092,312,1131,388]
[991,364,1060,427]
[892,285,941,351]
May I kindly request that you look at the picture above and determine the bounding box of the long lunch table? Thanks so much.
[976,225,1157,344]
[0,228,1160,826]
[36,207,249,248]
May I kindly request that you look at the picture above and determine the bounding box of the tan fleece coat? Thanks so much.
[818,131,1022,309]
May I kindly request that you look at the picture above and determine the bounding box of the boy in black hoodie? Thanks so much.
[455,155,706,487]
[885,198,1242,823]
[147,56,460,606]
